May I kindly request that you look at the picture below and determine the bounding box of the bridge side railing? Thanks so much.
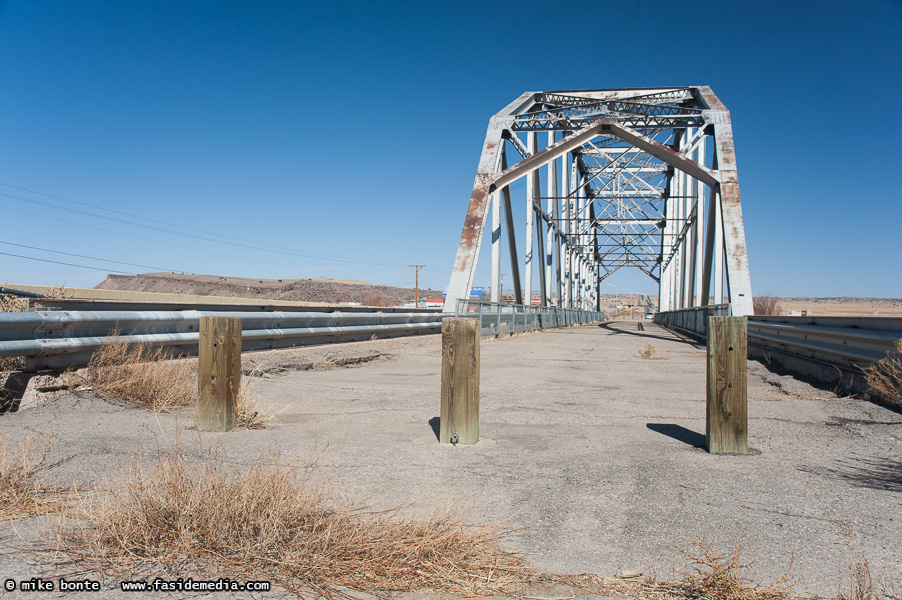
[655,306,902,394]
[653,304,731,339]
[455,299,606,337]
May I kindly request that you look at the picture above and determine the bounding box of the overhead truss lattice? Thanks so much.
[443,86,753,316]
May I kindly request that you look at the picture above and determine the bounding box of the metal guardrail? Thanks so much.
[653,304,731,339]
[28,297,438,314]
[746,316,902,371]
[655,306,902,388]
[0,310,443,370]
[455,299,606,336]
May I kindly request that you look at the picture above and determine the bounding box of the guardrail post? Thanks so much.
[198,316,242,431]
[440,317,479,445]
[706,316,748,453]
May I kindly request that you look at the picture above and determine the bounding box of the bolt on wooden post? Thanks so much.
[706,316,748,453]
[440,317,480,445]
[197,316,242,431]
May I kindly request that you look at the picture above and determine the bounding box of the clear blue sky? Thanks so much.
[1,0,900,297]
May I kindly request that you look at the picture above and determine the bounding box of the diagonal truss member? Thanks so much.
[442,87,754,316]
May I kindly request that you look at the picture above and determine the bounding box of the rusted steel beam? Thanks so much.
[443,93,536,313]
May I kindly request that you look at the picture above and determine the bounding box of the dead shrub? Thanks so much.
[678,534,795,600]
[838,535,897,600]
[49,447,526,596]
[0,433,67,520]
[71,336,279,428]
[235,367,278,429]
[70,335,195,412]
[358,289,394,307]
[638,344,657,359]
[864,339,902,408]
[753,294,781,316]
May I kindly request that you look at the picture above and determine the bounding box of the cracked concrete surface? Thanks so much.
[1,321,900,598]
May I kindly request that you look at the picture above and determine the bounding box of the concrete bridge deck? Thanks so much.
[1,321,900,596]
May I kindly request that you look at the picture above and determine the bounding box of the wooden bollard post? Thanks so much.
[706,316,748,453]
[440,317,479,445]
[197,316,242,431]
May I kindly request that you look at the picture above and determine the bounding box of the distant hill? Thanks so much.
[95,273,442,307]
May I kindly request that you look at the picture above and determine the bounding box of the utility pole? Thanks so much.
[409,264,424,308]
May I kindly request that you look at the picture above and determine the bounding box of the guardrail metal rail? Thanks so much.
[655,306,902,395]
[0,310,443,371]
[456,299,606,336]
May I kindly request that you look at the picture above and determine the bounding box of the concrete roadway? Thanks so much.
[1,321,900,597]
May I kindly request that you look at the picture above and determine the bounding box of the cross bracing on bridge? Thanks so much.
[443,86,753,316]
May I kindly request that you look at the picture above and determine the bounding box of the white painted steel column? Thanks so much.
[567,155,577,308]
[714,190,724,303]
[694,136,706,306]
[577,177,587,310]
[490,190,501,303]
[660,169,676,311]
[524,132,536,305]
[671,165,682,310]
[682,179,693,308]
[545,131,556,306]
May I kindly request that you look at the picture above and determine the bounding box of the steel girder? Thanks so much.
[443,87,754,316]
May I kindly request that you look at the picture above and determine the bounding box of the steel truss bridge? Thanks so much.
[442,87,753,316]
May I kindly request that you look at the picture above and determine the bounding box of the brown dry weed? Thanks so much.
[70,335,196,412]
[864,339,902,408]
[638,344,658,359]
[48,447,526,597]
[0,432,68,521]
[72,335,276,428]
[676,534,795,600]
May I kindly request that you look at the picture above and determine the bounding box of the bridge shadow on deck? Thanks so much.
[597,321,704,348]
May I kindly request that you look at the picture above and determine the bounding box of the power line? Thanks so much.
[0,251,136,275]
[0,203,302,270]
[0,182,408,267]
[0,241,190,274]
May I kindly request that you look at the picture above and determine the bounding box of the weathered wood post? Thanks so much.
[197,316,242,431]
[440,317,480,445]
[706,316,748,453]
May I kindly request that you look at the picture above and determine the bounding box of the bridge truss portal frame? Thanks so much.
[442,86,753,316]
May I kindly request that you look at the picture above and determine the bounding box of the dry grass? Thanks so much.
[70,335,196,412]
[638,344,658,359]
[72,335,276,428]
[838,536,898,600]
[677,535,795,600]
[863,339,902,408]
[235,366,278,429]
[753,294,782,316]
[48,447,526,597]
[0,433,67,521]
